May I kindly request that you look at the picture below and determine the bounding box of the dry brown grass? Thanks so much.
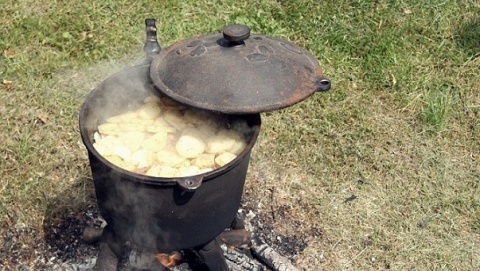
[246,58,480,269]
[1,0,480,270]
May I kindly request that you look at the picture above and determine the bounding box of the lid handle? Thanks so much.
[315,77,331,92]
[223,24,250,45]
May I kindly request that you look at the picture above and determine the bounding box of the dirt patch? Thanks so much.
[43,205,102,262]
[243,199,318,259]
[0,191,311,270]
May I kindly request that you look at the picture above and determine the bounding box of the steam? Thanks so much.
[76,48,261,254]
[60,47,173,252]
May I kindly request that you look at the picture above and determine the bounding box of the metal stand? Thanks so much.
[185,239,230,271]
[85,215,255,271]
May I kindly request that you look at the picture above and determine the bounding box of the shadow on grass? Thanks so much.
[42,177,99,261]
[455,16,480,58]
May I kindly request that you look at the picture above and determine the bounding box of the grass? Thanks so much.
[1,0,480,270]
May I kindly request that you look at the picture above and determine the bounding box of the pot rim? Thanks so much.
[79,65,262,186]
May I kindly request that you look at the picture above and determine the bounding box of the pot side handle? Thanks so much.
[176,176,204,191]
[315,77,331,92]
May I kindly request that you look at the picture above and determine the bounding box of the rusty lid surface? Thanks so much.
[150,24,330,114]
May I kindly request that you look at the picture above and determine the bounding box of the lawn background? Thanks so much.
[1,0,479,270]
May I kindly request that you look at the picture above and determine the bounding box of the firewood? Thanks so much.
[251,235,300,271]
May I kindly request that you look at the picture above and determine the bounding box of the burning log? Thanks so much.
[218,228,252,249]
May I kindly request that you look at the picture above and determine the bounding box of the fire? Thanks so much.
[154,251,183,268]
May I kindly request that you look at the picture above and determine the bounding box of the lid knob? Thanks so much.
[223,24,250,44]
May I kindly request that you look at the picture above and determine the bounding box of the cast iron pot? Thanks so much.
[79,64,261,252]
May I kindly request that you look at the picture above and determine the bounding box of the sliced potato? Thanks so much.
[94,93,251,178]
[104,155,135,171]
[120,111,139,121]
[156,149,186,167]
[93,142,111,157]
[229,140,247,155]
[133,166,150,175]
[145,165,161,177]
[178,159,192,169]
[106,111,138,123]
[98,122,119,136]
[104,155,124,167]
[142,131,168,151]
[130,149,152,168]
[138,103,161,120]
[164,109,188,131]
[218,129,243,140]
[134,118,154,126]
[205,129,241,154]
[194,153,216,169]
[105,115,124,123]
[215,152,237,167]
[93,135,121,157]
[166,133,181,148]
[112,144,132,161]
[178,165,201,176]
[196,119,218,140]
[198,167,214,174]
[146,125,177,134]
[153,116,173,127]
[117,123,147,132]
[176,128,206,158]
[118,131,145,152]
[93,131,102,143]
[144,95,161,104]
[146,165,180,178]
[146,117,177,133]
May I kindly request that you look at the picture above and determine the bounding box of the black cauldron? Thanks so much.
[79,19,330,255]
[79,64,261,252]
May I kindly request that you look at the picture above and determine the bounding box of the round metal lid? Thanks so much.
[150,24,330,114]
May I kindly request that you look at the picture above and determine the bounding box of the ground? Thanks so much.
[1,1,480,270]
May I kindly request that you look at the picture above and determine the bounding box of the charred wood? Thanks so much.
[222,244,264,271]
[251,235,300,271]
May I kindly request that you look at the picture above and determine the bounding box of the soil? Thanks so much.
[0,183,317,271]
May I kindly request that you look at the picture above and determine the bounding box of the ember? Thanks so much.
[154,251,182,268]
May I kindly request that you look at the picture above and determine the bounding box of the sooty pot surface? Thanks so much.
[79,64,261,252]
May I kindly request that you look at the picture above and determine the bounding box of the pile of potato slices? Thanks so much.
[92,95,248,178]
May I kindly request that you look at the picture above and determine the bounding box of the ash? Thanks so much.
[1,203,306,271]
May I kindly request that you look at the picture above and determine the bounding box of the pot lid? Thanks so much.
[150,24,330,114]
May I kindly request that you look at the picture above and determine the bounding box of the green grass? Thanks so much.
[1,0,480,270]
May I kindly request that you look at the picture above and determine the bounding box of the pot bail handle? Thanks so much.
[144,18,161,63]
[176,176,204,191]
